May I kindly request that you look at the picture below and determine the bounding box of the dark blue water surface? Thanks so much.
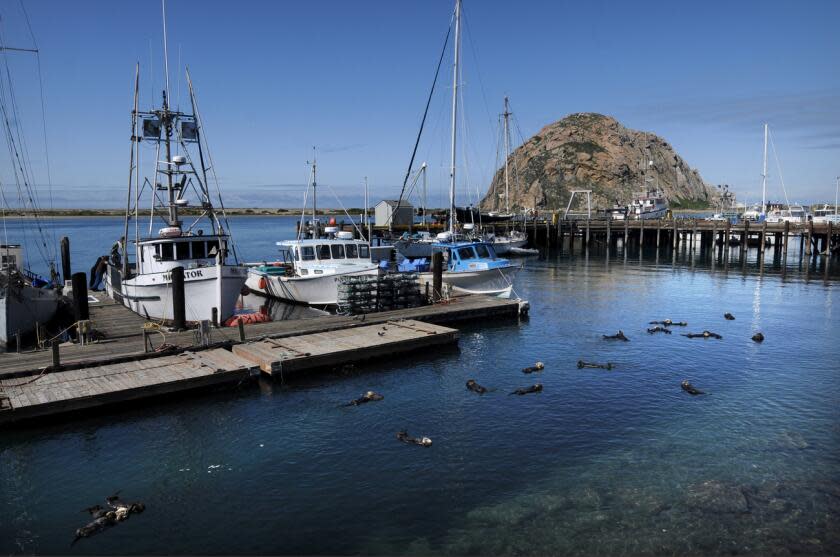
[0,217,839,555]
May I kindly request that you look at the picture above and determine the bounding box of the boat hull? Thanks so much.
[0,285,60,347]
[418,263,521,298]
[245,266,380,306]
[105,264,247,323]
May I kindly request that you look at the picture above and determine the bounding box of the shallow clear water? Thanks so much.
[0,218,838,555]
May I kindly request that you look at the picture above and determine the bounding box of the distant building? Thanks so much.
[374,200,414,227]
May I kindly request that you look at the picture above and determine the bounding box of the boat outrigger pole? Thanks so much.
[122,63,140,277]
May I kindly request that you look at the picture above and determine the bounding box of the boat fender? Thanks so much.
[258,277,267,290]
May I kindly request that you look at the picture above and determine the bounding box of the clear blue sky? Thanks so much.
[2,0,839,209]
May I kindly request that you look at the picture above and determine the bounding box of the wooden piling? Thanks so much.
[724,219,731,252]
[71,272,89,322]
[782,221,790,261]
[624,219,629,248]
[171,266,186,331]
[60,237,71,283]
[432,252,443,302]
[656,220,661,251]
[806,221,813,256]
[824,221,833,256]
[606,218,611,247]
[673,219,679,250]
[640,218,645,249]
[51,342,60,371]
[759,221,767,257]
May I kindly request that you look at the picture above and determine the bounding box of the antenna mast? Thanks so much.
[448,0,461,236]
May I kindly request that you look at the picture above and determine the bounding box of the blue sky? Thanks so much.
[1,0,838,209]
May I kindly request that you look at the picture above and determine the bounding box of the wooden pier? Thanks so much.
[0,294,520,425]
[516,218,838,257]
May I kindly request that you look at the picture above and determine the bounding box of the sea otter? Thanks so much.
[682,331,723,339]
[681,380,705,395]
[343,391,384,406]
[646,326,672,335]
[511,384,543,395]
[396,430,432,446]
[522,362,545,373]
[602,330,629,341]
[577,360,614,370]
[466,379,488,394]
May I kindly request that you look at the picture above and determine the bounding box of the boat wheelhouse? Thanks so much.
[766,204,808,224]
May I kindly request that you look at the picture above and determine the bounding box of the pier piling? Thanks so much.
[171,266,186,331]
[60,237,71,283]
[432,252,443,302]
[71,272,89,322]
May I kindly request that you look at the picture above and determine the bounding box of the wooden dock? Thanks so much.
[0,293,513,424]
[0,293,521,379]
[233,320,457,376]
[0,348,258,424]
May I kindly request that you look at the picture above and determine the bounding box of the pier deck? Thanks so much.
[233,320,457,376]
[0,293,521,379]
[0,292,519,424]
[0,319,459,425]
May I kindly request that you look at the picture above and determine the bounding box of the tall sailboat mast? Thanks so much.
[310,147,317,226]
[761,123,768,211]
[502,96,511,214]
[448,0,461,236]
[160,0,178,228]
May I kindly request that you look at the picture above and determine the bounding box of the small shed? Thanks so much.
[374,200,414,227]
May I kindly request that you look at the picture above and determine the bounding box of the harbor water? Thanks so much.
[1,216,839,555]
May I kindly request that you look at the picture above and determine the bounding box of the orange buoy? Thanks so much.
[258,277,267,290]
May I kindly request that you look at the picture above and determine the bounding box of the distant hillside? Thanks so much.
[481,113,714,211]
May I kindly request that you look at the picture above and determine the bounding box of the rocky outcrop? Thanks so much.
[481,113,714,211]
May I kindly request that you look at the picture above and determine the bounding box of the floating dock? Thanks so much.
[0,294,521,425]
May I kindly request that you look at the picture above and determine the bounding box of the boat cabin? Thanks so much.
[136,233,230,275]
[0,244,22,270]
[431,241,508,272]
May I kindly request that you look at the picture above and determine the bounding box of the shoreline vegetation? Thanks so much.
[6,207,714,218]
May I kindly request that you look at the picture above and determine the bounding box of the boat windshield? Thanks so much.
[331,244,345,259]
[317,245,331,260]
[300,246,315,261]
[345,244,358,258]
[277,247,294,263]
[474,243,492,258]
[456,246,477,260]
[359,244,370,258]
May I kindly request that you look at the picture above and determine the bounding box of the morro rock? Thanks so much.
[481,113,713,212]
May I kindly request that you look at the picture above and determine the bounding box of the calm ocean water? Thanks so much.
[0,216,838,555]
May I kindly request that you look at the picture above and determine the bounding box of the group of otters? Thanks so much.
[602,312,765,395]
[73,312,762,542]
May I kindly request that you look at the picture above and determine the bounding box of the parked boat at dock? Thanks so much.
[628,190,668,219]
[246,237,379,306]
[105,13,247,324]
[0,246,60,349]
[417,241,520,298]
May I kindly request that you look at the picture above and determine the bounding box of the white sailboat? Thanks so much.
[488,96,528,254]
[743,124,769,222]
[105,3,247,323]
[415,0,520,297]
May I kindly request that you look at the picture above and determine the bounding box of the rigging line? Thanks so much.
[768,128,791,208]
[18,0,54,234]
[0,44,50,267]
[185,68,239,262]
[460,4,495,144]
[389,20,452,229]
[324,183,366,240]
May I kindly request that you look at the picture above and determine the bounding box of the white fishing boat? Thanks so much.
[0,246,60,349]
[628,190,668,219]
[105,6,247,324]
[246,237,380,306]
[766,204,809,224]
[0,27,61,348]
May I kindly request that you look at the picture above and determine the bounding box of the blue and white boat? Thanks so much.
[416,241,520,298]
